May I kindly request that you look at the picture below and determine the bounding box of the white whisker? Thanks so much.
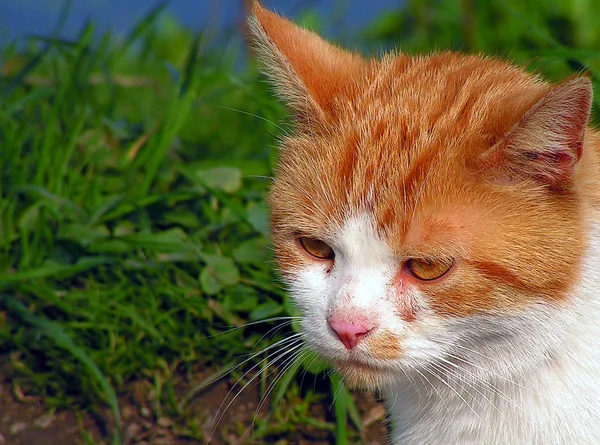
[437,354,524,413]
[428,359,499,414]
[202,316,303,340]
[422,362,481,420]
[209,339,305,441]
[251,346,312,428]
[214,105,286,132]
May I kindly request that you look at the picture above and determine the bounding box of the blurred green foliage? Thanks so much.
[363,0,600,111]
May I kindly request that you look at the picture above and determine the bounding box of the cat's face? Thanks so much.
[250,3,593,389]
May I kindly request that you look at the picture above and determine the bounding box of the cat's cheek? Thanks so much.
[400,310,453,364]
[287,264,331,316]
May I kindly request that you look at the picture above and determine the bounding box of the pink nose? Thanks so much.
[328,320,372,349]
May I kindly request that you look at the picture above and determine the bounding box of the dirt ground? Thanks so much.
[0,368,389,445]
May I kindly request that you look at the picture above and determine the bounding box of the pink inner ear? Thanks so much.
[480,77,592,186]
[566,122,586,165]
[532,151,578,184]
[550,150,578,169]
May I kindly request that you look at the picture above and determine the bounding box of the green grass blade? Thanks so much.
[120,1,168,53]
[2,46,52,97]
[330,372,349,445]
[0,295,122,444]
[0,256,112,283]
[1,87,54,119]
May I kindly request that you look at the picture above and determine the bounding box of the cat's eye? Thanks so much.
[299,237,334,260]
[407,258,453,281]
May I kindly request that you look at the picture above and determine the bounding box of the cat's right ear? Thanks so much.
[248,2,365,125]
[476,77,593,189]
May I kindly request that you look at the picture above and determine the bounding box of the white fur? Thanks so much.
[288,212,600,444]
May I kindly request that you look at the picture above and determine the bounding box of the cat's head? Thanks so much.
[249,3,595,389]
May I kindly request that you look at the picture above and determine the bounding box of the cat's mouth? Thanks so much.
[333,358,392,390]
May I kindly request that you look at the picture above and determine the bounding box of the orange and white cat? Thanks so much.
[249,3,600,444]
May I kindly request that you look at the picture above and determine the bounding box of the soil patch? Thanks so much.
[0,372,390,444]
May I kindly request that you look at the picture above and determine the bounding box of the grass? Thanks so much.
[1,1,599,444]
[0,4,291,443]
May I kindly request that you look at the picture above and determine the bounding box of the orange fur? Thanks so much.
[368,329,403,360]
[249,2,600,317]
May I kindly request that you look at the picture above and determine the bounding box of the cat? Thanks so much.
[248,2,600,444]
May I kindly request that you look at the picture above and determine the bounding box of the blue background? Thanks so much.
[0,1,401,43]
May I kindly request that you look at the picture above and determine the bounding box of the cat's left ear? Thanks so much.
[479,77,593,187]
[248,2,366,124]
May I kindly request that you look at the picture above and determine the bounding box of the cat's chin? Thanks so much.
[334,359,391,390]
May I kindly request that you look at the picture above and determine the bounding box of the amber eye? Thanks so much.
[407,258,453,281]
[299,237,334,260]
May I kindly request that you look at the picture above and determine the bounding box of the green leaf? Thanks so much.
[249,300,283,321]
[2,87,54,118]
[88,239,133,254]
[224,285,258,312]
[162,211,201,228]
[193,167,242,193]
[272,353,305,408]
[16,186,87,221]
[208,299,244,325]
[200,266,221,295]
[345,384,364,433]
[284,293,301,319]
[247,201,270,236]
[120,228,192,252]
[232,237,269,263]
[57,224,110,246]
[17,202,43,232]
[88,194,126,225]
[113,220,137,236]
[200,254,240,286]
[301,349,329,375]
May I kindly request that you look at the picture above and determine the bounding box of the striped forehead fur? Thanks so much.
[251,3,597,317]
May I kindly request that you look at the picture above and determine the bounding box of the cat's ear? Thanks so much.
[478,77,593,187]
[248,2,365,123]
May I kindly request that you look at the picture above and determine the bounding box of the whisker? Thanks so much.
[432,339,533,387]
[402,362,451,419]
[251,346,312,430]
[203,316,303,340]
[214,105,286,132]
[329,373,345,410]
[428,359,499,414]
[248,319,297,355]
[185,333,306,413]
[408,362,443,400]
[298,352,322,393]
[244,174,273,181]
[422,362,481,420]
[209,339,306,441]
[432,353,524,413]
[218,345,305,441]
[206,333,304,399]
[399,363,425,400]
[240,331,303,365]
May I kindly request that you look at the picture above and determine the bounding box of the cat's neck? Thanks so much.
[385,218,600,445]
